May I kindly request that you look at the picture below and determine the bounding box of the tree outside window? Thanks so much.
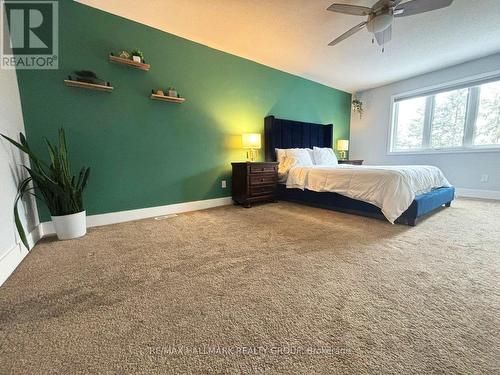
[391,78,500,153]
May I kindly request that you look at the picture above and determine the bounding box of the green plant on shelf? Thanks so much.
[167,87,179,98]
[72,70,107,85]
[117,50,130,59]
[130,49,145,62]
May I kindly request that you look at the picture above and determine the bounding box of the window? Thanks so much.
[430,88,468,148]
[393,97,426,151]
[391,77,500,153]
[475,81,500,146]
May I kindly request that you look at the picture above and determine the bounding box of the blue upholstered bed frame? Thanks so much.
[264,115,455,226]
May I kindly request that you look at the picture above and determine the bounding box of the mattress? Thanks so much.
[283,164,452,223]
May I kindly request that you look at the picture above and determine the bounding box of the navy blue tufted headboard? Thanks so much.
[264,116,333,162]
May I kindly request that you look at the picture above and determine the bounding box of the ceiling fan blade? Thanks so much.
[328,21,367,46]
[372,0,405,12]
[395,0,453,17]
[374,24,392,45]
[371,0,391,12]
[327,3,372,16]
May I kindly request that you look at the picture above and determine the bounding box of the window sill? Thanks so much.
[387,146,500,156]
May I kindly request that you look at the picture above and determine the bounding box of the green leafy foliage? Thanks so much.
[130,49,144,60]
[394,97,426,150]
[352,99,363,118]
[475,81,500,145]
[1,129,90,249]
[431,88,468,148]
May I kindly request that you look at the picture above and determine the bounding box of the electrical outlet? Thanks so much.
[221,180,227,188]
[480,174,489,183]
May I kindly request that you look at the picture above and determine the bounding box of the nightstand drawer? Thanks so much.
[250,175,277,186]
[250,184,276,197]
[232,161,278,207]
[250,165,277,174]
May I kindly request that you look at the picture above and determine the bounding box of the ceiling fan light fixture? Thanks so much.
[327,0,454,47]
[366,13,394,33]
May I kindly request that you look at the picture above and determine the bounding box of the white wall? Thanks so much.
[0,18,39,285]
[350,53,500,198]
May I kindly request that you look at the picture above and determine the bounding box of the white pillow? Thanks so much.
[277,148,314,175]
[285,148,314,167]
[275,148,287,165]
[305,148,315,163]
[276,148,314,165]
[313,147,338,165]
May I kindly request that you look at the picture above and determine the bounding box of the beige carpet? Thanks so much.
[1,198,499,374]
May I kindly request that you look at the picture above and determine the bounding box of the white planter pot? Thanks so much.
[168,90,177,98]
[132,55,142,63]
[51,211,87,240]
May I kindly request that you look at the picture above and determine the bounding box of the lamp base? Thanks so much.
[246,149,257,162]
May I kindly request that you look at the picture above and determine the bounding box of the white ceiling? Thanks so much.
[77,0,500,93]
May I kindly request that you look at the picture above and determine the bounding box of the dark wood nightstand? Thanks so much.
[338,159,364,165]
[231,162,278,208]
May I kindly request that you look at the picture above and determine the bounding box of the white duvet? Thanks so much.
[285,164,452,223]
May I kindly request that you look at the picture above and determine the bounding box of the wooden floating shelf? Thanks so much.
[64,80,113,92]
[109,55,150,71]
[150,94,186,103]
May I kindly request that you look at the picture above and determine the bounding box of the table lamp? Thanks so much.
[337,139,349,160]
[242,133,261,162]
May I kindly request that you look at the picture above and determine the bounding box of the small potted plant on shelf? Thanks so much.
[70,70,110,86]
[118,50,130,59]
[1,129,90,247]
[167,87,178,98]
[130,49,145,63]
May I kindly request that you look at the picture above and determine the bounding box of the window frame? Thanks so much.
[388,71,500,156]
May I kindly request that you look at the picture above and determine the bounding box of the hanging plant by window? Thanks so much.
[352,98,363,118]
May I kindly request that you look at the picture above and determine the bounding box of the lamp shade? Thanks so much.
[242,133,261,149]
[337,139,349,151]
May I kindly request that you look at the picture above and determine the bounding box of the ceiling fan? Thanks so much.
[327,0,454,48]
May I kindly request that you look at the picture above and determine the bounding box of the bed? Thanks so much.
[264,115,455,226]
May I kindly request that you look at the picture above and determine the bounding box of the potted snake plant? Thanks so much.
[1,129,90,247]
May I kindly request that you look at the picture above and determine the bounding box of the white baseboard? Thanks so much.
[0,225,42,286]
[455,188,500,200]
[41,196,233,236]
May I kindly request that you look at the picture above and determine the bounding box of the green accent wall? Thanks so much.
[15,0,351,221]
